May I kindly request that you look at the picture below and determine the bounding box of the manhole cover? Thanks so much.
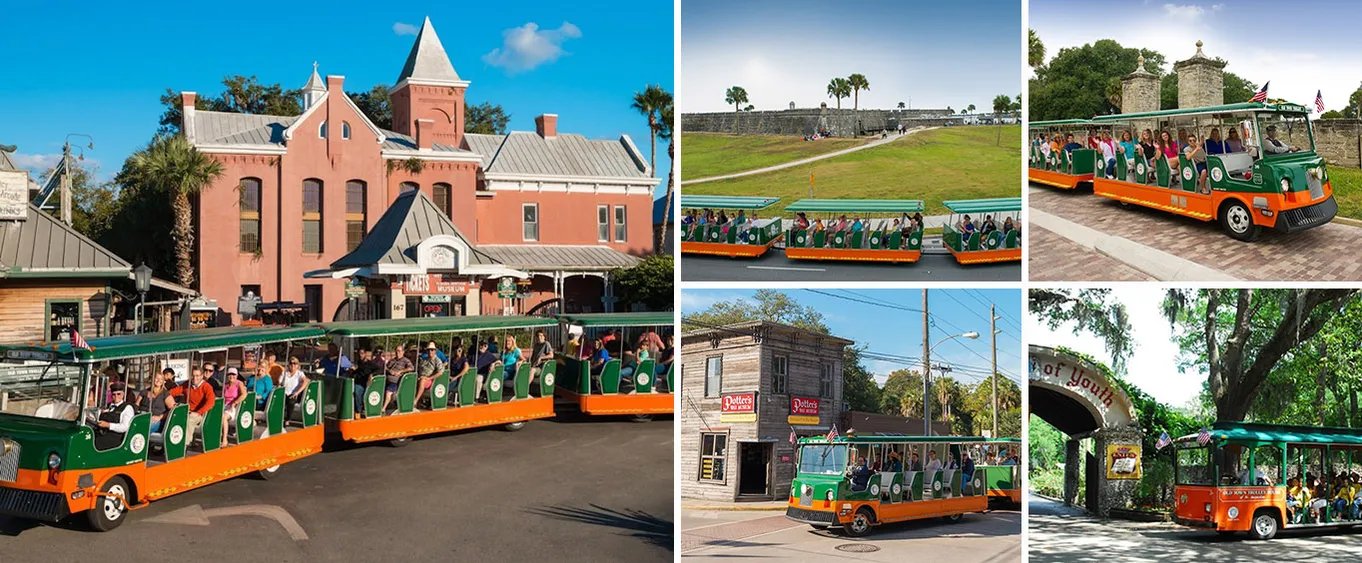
[834,543,880,553]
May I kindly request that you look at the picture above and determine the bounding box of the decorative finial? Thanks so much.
[1137,54,1145,71]
[313,61,319,72]
[1195,40,1204,56]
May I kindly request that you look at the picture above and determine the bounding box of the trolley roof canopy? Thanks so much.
[1092,102,1311,123]
[321,316,557,338]
[0,325,326,364]
[1029,119,1097,127]
[798,435,1022,445]
[1176,421,1362,447]
[679,195,781,210]
[943,198,1022,214]
[784,199,925,213]
[557,312,674,327]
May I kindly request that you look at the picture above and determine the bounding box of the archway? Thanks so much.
[1029,345,1144,516]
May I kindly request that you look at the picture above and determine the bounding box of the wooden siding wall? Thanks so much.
[0,280,109,345]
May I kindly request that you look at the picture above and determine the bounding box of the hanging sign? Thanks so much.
[1106,444,1142,480]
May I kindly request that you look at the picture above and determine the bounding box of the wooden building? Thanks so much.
[680,320,852,502]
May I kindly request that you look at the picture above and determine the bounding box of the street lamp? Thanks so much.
[88,292,109,337]
[924,331,979,435]
[133,263,152,334]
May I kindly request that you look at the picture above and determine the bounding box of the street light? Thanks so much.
[133,263,152,334]
[88,292,109,337]
[924,331,979,436]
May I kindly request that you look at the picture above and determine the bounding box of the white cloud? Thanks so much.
[680,290,751,314]
[1163,4,1205,19]
[481,22,582,74]
[9,153,63,174]
[393,22,419,36]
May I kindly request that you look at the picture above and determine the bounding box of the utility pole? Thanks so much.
[991,304,999,438]
[59,142,72,225]
[922,289,930,436]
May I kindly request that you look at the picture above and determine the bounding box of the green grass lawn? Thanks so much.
[682,125,1022,216]
[1328,166,1362,220]
[680,132,868,179]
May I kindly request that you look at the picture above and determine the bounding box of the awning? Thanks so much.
[479,244,641,272]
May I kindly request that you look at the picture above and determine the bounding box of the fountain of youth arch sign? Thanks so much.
[1029,345,1144,517]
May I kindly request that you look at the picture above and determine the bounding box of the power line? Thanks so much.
[967,289,1022,332]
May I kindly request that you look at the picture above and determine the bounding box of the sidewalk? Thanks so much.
[683,127,936,185]
[680,499,788,511]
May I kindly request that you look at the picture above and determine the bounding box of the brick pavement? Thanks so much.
[681,514,801,553]
[1029,187,1362,281]
[1028,226,1155,281]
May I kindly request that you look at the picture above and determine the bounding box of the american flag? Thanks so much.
[789,428,796,445]
[1250,82,1270,103]
[70,330,90,351]
[1155,431,1172,450]
[826,423,839,441]
[1316,90,1325,113]
[1197,427,1212,446]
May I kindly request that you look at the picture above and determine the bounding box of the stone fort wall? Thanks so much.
[1314,119,1362,169]
[681,108,964,136]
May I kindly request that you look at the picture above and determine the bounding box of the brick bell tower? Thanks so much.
[390,17,468,147]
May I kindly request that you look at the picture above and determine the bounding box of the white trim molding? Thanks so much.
[382,149,483,163]
[282,91,330,141]
[197,144,287,155]
[391,78,471,92]
[483,172,661,187]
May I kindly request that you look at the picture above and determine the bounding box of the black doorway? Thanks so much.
[738,443,772,497]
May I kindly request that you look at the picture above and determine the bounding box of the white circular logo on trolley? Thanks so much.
[797,235,806,244]
[1227,507,1239,519]
[910,235,921,245]
[241,412,253,428]
[974,479,982,489]
[545,373,555,387]
[870,484,880,496]
[490,379,502,392]
[636,373,649,386]
[871,236,880,245]
[933,481,941,491]
[130,434,146,455]
[368,391,381,407]
[1137,163,1146,174]
[892,483,901,495]
[305,399,316,416]
[1211,167,1224,182]
[1182,168,1194,181]
[169,427,184,445]
[434,384,446,399]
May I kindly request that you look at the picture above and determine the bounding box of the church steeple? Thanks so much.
[303,62,326,109]
[390,17,468,146]
[394,16,467,89]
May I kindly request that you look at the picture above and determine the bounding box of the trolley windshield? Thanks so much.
[798,443,849,476]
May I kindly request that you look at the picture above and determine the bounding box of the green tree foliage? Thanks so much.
[1160,69,1258,109]
[826,78,851,110]
[724,86,749,113]
[157,76,304,134]
[1029,39,1165,121]
[1342,83,1362,118]
[1322,109,1345,119]
[466,102,511,135]
[964,373,1021,437]
[1029,29,1046,68]
[847,74,870,110]
[880,369,922,416]
[993,94,1013,145]
[36,159,119,240]
[682,289,828,334]
[842,346,881,413]
[121,135,224,286]
[610,255,673,311]
[965,104,976,114]
[631,84,673,179]
[1029,288,1133,372]
[348,85,393,130]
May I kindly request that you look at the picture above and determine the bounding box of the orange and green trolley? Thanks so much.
[1029,119,1102,189]
[1173,421,1362,540]
[787,435,1021,536]
[554,312,674,421]
[679,195,784,258]
[321,316,559,446]
[782,199,926,263]
[942,198,1022,264]
[0,326,328,531]
[1089,102,1336,241]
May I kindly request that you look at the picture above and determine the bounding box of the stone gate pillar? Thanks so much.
[1175,41,1226,109]
[1121,55,1160,115]
[1064,439,1081,507]
[1093,427,1144,517]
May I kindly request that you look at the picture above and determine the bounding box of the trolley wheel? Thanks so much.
[943,513,964,524]
[86,476,131,532]
[1249,509,1279,540]
[503,421,527,432]
[629,414,654,423]
[388,437,412,447]
[1220,199,1261,242]
[255,462,283,480]
[844,507,874,537]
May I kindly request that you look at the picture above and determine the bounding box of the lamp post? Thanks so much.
[923,331,979,436]
[133,263,152,334]
[88,292,109,338]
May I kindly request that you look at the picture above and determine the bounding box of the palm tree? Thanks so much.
[125,134,224,287]
[897,101,906,109]
[725,86,749,133]
[826,78,850,109]
[993,94,1012,146]
[657,103,675,254]
[1028,29,1045,68]
[631,84,673,178]
[847,74,870,110]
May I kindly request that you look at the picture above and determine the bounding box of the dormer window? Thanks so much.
[319,121,328,139]
[342,122,352,140]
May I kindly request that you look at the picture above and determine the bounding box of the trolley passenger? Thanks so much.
[381,349,415,412]
[281,358,311,422]
[90,383,135,451]
[529,330,555,388]
[1225,128,1245,153]
[166,368,216,446]
[415,343,445,406]
[221,368,247,442]
[473,340,498,402]
[144,368,174,433]
[247,365,274,410]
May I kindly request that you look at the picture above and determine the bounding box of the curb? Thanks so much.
[1029,209,1241,281]
[1333,216,1362,229]
[682,504,787,512]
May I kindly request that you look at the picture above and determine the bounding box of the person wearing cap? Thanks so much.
[415,342,445,406]
[1262,124,1299,155]
[221,367,248,443]
[91,383,136,451]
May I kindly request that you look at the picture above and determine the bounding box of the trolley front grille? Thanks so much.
[0,440,19,483]
[1278,197,1337,232]
[785,506,836,525]
[0,486,67,522]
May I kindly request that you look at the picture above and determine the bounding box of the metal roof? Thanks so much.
[478,245,641,271]
[943,198,1023,213]
[330,189,498,269]
[0,325,324,363]
[558,312,673,327]
[784,199,925,213]
[463,132,651,178]
[395,17,464,85]
[322,315,555,337]
[302,65,325,94]
[378,128,465,153]
[1092,102,1309,122]
[1177,421,1362,447]
[0,203,131,278]
[191,111,470,154]
[678,195,780,210]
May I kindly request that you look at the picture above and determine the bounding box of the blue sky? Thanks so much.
[682,288,1023,387]
[680,0,1021,113]
[0,2,674,193]
[1031,0,1362,112]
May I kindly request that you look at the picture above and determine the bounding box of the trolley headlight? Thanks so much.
[1280,178,1291,192]
[1205,502,1213,514]
[0,438,13,456]
[47,452,61,469]
[825,490,835,501]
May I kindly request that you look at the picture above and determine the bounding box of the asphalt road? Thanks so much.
[681,252,1021,282]
[0,417,674,563]
[1028,493,1362,562]
[682,506,1021,562]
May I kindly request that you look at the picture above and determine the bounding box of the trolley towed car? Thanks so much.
[1089,102,1336,241]
[1029,119,1102,189]
[942,198,1022,264]
[555,312,674,420]
[1172,421,1362,540]
[0,326,327,531]
[782,199,926,263]
[321,316,558,445]
[787,435,1020,536]
[679,195,784,257]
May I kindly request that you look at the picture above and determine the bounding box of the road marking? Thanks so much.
[143,504,308,541]
[747,266,826,272]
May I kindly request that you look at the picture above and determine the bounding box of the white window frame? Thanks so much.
[705,355,723,397]
[597,205,609,242]
[613,205,627,242]
[522,203,539,242]
[772,355,788,394]
[820,363,834,398]
[698,432,728,484]
[342,121,352,140]
[319,121,327,139]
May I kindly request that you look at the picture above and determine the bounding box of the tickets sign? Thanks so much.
[788,396,820,425]
[1106,444,1142,480]
[720,392,756,423]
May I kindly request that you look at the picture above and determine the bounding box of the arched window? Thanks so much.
[345,180,366,251]
[432,183,451,217]
[239,178,262,253]
[319,121,327,139]
[342,122,352,140]
[399,182,419,194]
[302,179,323,253]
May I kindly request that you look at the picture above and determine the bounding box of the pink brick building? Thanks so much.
[183,17,659,322]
